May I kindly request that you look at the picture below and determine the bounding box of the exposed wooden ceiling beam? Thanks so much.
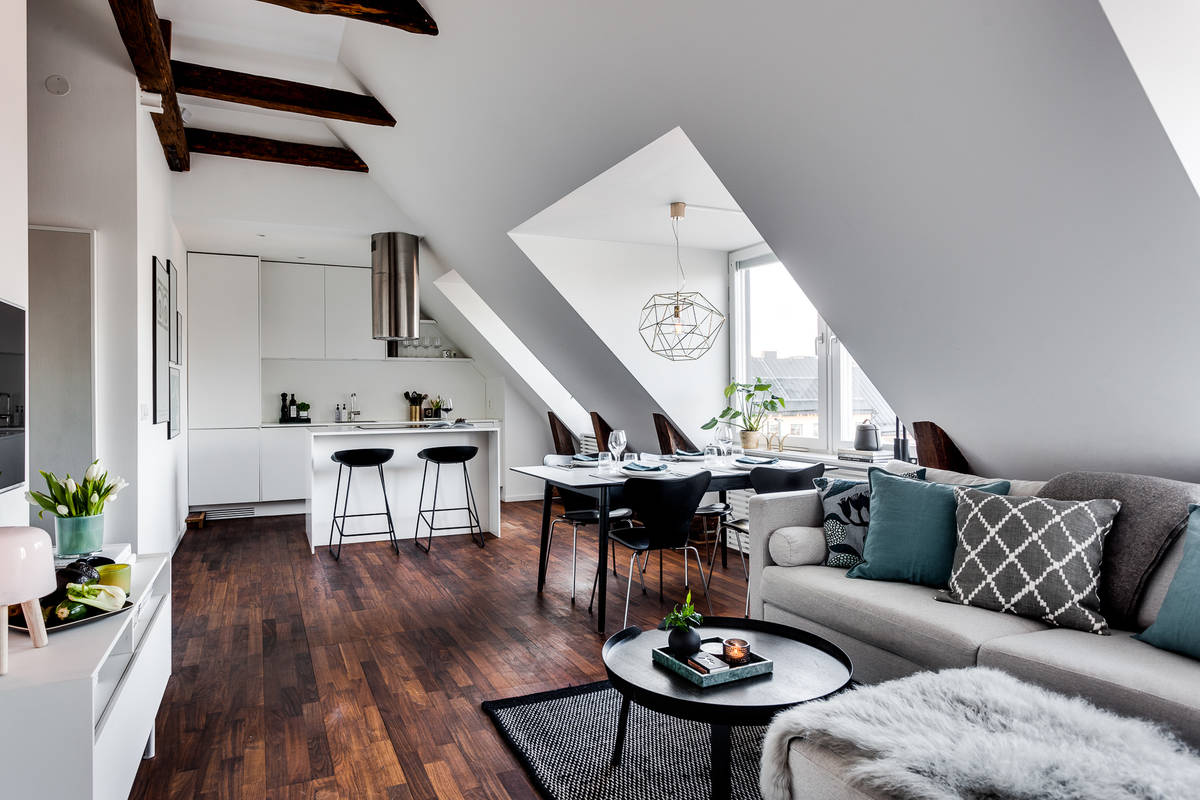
[255,0,437,35]
[185,129,369,172]
[172,61,396,127]
[107,2,189,171]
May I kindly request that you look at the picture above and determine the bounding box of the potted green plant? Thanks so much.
[701,378,786,450]
[26,459,127,557]
[430,395,444,419]
[297,401,311,420]
[662,590,704,657]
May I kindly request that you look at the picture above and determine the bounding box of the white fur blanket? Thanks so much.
[760,668,1200,800]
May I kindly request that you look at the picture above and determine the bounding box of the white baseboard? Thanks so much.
[502,492,545,502]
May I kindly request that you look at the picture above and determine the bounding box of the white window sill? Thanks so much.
[744,448,914,475]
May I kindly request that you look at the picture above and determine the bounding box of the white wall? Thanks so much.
[0,0,27,525]
[512,234,727,451]
[28,0,140,540]
[136,110,189,554]
[261,359,486,423]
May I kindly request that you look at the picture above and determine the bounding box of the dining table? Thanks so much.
[510,458,834,634]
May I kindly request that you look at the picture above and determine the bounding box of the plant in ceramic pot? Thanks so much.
[297,401,311,420]
[430,395,444,419]
[662,590,704,658]
[701,378,786,450]
[26,460,127,558]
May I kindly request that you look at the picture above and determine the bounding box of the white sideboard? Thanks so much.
[0,553,172,800]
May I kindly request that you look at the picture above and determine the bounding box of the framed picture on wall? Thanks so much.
[175,311,183,365]
[168,366,181,439]
[153,256,170,424]
[168,260,179,365]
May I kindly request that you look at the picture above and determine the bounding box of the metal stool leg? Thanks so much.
[327,463,344,560]
[377,465,398,554]
[425,463,441,552]
[413,460,431,551]
[463,462,485,548]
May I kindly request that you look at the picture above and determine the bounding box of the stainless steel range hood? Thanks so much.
[371,232,420,341]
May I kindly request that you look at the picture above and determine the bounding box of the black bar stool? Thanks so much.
[414,445,485,551]
[328,448,397,560]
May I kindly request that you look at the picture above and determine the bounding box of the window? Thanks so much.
[730,245,903,453]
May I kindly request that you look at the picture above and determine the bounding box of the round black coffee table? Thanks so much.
[602,616,852,800]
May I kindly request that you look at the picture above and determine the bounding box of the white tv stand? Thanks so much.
[0,552,172,800]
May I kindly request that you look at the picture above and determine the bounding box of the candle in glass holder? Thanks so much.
[723,638,749,664]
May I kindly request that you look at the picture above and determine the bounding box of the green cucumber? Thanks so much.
[53,600,88,623]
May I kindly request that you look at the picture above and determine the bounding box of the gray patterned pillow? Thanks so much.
[814,467,925,568]
[948,487,1121,634]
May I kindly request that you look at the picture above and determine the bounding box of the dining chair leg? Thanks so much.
[684,545,715,617]
[612,540,618,576]
[637,551,647,596]
[588,563,600,613]
[658,550,663,602]
[570,524,579,602]
[622,551,641,629]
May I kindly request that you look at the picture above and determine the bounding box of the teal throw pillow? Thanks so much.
[1136,504,1200,660]
[847,469,1011,588]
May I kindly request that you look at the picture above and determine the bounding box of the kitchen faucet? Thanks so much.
[349,393,361,420]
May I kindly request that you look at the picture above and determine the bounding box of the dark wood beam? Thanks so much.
[107,3,189,171]
[185,129,369,172]
[255,0,437,35]
[172,61,396,127]
[911,420,972,473]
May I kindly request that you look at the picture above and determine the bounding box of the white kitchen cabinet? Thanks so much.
[260,426,314,501]
[324,266,384,360]
[188,253,261,428]
[261,261,326,359]
[189,428,261,505]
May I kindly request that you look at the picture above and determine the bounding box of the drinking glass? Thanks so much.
[717,424,735,461]
[731,445,745,465]
[703,443,721,468]
[622,453,637,467]
[608,429,627,463]
[597,452,614,473]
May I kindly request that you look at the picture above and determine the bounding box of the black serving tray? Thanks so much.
[10,599,134,635]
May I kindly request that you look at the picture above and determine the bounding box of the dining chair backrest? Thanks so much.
[548,411,577,456]
[622,471,711,550]
[749,463,825,495]
[589,411,614,454]
[651,412,699,455]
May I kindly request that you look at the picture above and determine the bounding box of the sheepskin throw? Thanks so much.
[948,488,1120,634]
[760,668,1200,800]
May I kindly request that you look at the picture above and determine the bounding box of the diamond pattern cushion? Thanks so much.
[948,487,1121,634]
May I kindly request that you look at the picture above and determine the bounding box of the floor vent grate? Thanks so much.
[203,506,255,520]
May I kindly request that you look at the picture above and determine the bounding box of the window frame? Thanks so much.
[729,245,895,454]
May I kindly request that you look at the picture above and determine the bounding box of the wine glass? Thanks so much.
[442,396,454,420]
[608,429,627,463]
[716,423,735,462]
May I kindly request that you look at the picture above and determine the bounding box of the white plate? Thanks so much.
[621,465,673,479]
[675,454,706,462]
[731,460,779,471]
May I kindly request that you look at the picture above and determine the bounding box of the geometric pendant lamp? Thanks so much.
[639,202,726,361]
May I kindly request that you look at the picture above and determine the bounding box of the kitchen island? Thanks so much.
[305,421,501,554]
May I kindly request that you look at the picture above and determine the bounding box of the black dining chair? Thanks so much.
[707,462,826,615]
[588,471,713,628]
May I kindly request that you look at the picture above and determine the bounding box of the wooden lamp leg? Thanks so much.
[1,605,8,675]
[20,599,48,648]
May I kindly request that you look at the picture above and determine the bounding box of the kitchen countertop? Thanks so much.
[309,421,500,436]
[263,419,497,428]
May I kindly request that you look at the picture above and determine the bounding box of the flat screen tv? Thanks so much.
[0,300,25,493]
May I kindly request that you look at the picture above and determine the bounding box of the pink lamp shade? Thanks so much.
[0,527,56,604]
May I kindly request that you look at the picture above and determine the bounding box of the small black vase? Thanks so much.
[668,627,701,659]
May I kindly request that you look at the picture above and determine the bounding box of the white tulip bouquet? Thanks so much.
[26,459,128,519]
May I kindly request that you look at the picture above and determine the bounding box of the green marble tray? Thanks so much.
[651,644,773,688]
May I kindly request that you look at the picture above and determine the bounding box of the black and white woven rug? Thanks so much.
[482,681,766,800]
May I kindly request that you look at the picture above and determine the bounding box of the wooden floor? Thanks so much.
[130,501,752,800]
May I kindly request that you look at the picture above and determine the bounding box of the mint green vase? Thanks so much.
[55,514,105,557]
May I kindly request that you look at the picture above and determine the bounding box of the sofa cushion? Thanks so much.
[847,470,1009,589]
[1136,533,1187,629]
[768,525,827,567]
[813,467,925,569]
[1038,471,1200,629]
[883,460,1045,496]
[979,628,1200,748]
[948,488,1119,634]
[761,565,1047,669]
[1136,505,1200,659]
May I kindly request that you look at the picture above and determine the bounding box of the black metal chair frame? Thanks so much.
[328,459,397,561]
[414,451,486,551]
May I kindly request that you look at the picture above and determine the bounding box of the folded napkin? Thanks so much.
[572,453,599,462]
[736,456,779,465]
[675,449,703,457]
[623,462,668,472]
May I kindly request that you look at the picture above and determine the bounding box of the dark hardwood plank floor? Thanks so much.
[130,501,752,799]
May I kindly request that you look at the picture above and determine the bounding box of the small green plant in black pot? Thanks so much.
[662,590,703,658]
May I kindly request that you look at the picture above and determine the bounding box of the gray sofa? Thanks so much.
[747,460,1200,751]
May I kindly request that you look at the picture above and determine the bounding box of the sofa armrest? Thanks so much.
[748,489,823,618]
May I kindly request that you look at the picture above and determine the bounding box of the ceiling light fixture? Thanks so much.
[639,202,725,361]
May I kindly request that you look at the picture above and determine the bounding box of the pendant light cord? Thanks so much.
[672,216,687,294]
